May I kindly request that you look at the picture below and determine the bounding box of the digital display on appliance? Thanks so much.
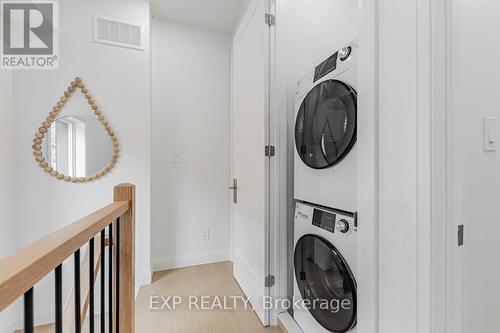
[312,209,336,233]
[314,52,338,82]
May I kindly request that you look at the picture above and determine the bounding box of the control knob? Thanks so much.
[336,219,350,233]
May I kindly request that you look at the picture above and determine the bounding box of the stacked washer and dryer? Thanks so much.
[293,41,358,333]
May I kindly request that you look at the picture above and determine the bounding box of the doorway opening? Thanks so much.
[149,0,279,330]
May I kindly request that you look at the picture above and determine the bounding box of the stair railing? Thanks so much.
[0,183,136,333]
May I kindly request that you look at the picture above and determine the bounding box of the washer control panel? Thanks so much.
[311,206,356,235]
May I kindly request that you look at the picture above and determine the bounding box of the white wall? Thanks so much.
[151,18,231,270]
[0,71,19,333]
[10,0,151,326]
[449,1,500,331]
[274,0,359,308]
[0,71,13,269]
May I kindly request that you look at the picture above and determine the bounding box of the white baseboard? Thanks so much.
[141,268,152,286]
[151,248,230,272]
[136,268,153,297]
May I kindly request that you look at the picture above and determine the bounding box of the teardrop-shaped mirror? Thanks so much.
[32,77,120,183]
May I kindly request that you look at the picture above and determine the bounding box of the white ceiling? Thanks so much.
[151,0,248,33]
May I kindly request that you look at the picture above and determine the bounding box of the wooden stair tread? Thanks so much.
[13,323,54,333]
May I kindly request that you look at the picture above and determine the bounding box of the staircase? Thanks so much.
[1,184,136,333]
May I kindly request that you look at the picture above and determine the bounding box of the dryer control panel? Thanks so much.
[311,206,356,235]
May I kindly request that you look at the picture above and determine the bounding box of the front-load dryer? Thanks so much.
[293,202,357,333]
[294,41,357,211]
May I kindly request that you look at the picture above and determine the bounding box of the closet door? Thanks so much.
[231,0,272,326]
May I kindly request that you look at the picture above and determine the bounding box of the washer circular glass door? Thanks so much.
[295,79,357,169]
[294,234,357,332]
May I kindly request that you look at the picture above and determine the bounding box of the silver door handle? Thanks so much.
[229,179,238,204]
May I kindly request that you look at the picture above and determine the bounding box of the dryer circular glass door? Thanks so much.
[295,79,357,169]
[294,234,357,332]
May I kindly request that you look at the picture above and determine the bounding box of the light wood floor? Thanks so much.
[13,262,280,333]
[135,261,282,333]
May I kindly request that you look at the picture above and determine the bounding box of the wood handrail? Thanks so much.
[0,200,129,312]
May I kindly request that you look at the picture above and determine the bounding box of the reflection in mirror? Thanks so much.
[41,116,113,178]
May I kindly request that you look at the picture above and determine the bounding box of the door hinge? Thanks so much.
[458,225,464,246]
[265,145,275,157]
[265,275,275,287]
[265,13,275,26]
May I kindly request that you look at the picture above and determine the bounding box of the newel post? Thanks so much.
[113,183,135,333]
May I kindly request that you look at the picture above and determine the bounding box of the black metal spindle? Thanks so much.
[116,218,120,333]
[108,224,113,333]
[24,288,34,333]
[89,238,95,333]
[100,229,105,332]
[55,264,63,333]
[74,249,81,333]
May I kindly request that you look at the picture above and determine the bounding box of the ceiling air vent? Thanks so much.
[92,16,144,51]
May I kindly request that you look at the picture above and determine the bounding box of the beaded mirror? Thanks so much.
[32,77,119,183]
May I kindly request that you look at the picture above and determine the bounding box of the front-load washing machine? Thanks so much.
[294,41,358,211]
[293,202,357,333]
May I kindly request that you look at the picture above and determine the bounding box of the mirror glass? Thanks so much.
[41,115,113,177]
